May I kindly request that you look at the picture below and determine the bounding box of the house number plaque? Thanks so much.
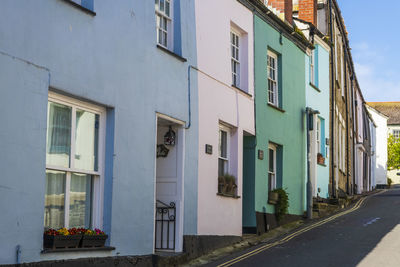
[205,144,213,155]
[258,149,264,160]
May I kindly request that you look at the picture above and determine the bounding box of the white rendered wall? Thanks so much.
[195,0,254,236]
[367,107,388,185]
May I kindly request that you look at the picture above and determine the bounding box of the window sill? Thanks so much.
[62,0,96,16]
[310,83,321,92]
[216,193,241,199]
[156,45,187,62]
[232,85,253,98]
[41,246,115,254]
[267,103,285,113]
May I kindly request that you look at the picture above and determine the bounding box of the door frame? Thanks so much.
[153,113,185,252]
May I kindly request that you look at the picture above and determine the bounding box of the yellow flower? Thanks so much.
[57,228,69,236]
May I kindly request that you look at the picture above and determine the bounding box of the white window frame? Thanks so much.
[342,127,345,171]
[218,124,231,177]
[340,44,345,97]
[231,30,241,88]
[155,0,173,50]
[46,92,106,229]
[316,118,321,154]
[393,130,400,140]
[310,50,315,85]
[268,144,277,191]
[267,50,279,106]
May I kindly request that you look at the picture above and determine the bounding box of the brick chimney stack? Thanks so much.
[298,0,317,26]
[268,0,293,24]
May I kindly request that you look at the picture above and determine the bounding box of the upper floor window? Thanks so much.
[45,93,105,230]
[155,0,173,49]
[310,50,316,85]
[62,0,95,15]
[231,30,240,88]
[267,50,279,106]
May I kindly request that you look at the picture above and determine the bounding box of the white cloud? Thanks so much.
[352,42,400,101]
[354,62,400,102]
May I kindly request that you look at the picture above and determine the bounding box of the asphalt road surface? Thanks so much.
[207,187,400,267]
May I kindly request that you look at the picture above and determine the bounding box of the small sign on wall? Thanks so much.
[258,149,264,160]
[205,144,213,155]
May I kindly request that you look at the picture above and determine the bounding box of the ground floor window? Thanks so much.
[218,125,230,177]
[268,144,277,192]
[44,92,105,230]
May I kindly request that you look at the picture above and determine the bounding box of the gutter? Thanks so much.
[351,76,356,194]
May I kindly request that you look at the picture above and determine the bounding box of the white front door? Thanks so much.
[155,118,184,252]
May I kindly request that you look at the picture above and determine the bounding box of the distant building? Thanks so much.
[368,102,400,184]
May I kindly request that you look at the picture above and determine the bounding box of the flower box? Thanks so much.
[218,175,237,197]
[317,153,325,165]
[268,191,279,205]
[80,234,108,248]
[43,234,82,249]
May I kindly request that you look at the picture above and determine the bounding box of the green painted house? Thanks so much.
[241,0,313,233]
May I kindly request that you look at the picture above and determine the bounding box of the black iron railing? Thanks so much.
[155,200,176,250]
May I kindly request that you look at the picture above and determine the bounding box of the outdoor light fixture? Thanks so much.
[164,126,176,146]
[306,107,320,131]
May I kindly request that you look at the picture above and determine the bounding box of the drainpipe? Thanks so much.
[16,245,21,264]
[344,47,350,195]
[306,107,320,219]
[328,0,336,198]
[351,76,356,194]
[186,65,195,129]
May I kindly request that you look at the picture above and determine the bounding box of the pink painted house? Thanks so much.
[194,0,255,236]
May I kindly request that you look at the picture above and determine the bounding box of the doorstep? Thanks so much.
[41,246,115,254]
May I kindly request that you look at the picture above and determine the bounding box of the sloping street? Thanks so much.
[209,188,400,267]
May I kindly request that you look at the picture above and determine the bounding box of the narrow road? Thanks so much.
[208,187,400,267]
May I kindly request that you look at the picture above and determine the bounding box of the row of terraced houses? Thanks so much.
[0,0,388,265]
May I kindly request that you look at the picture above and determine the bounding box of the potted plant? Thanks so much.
[218,176,225,194]
[272,188,289,223]
[268,191,279,204]
[43,228,83,249]
[80,228,108,248]
[317,153,325,165]
[218,174,237,196]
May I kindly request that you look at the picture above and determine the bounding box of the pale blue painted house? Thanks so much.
[294,18,331,202]
[0,0,198,264]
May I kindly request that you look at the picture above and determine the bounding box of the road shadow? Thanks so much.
[207,189,400,267]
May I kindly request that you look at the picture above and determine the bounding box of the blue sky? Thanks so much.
[338,0,400,102]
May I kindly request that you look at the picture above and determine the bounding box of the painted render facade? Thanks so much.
[366,107,388,186]
[242,0,311,233]
[306,38,331,200]
[368,102,400,184]
[0,0,199,264]
[194,0,255,236]
[0,0,383,265]
[294,17,331,200]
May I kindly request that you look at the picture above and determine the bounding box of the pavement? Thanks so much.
[198,187,400,267]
